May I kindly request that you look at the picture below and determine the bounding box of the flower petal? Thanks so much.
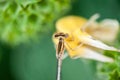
[79,36,119,51]
[56,16,87,34]
[81,14,99,31]
[66,46,113,62]
[98,19,119,42]
[85,14,119,42]
[80,48,114,62]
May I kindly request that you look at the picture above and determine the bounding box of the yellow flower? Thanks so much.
[53,14,119,62]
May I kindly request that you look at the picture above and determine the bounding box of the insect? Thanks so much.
[53,32,68,80]
[53,14,120,80]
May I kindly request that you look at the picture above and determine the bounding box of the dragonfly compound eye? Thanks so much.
[54,32,69,38]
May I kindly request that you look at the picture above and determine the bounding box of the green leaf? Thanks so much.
[109,69,120,80]
[15,0,41,7]
[0,0,70,45]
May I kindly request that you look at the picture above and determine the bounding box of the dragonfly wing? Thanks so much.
[62,52,68,60]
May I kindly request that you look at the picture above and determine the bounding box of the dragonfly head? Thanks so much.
[54,32,69,39]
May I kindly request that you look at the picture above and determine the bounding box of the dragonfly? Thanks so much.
[54,32,83,80]
[53,32,68,80]
[53,14,120,80]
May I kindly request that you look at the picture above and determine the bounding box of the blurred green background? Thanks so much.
[0,0,120,80]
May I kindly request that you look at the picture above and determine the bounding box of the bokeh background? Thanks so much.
[0,0,120,80]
